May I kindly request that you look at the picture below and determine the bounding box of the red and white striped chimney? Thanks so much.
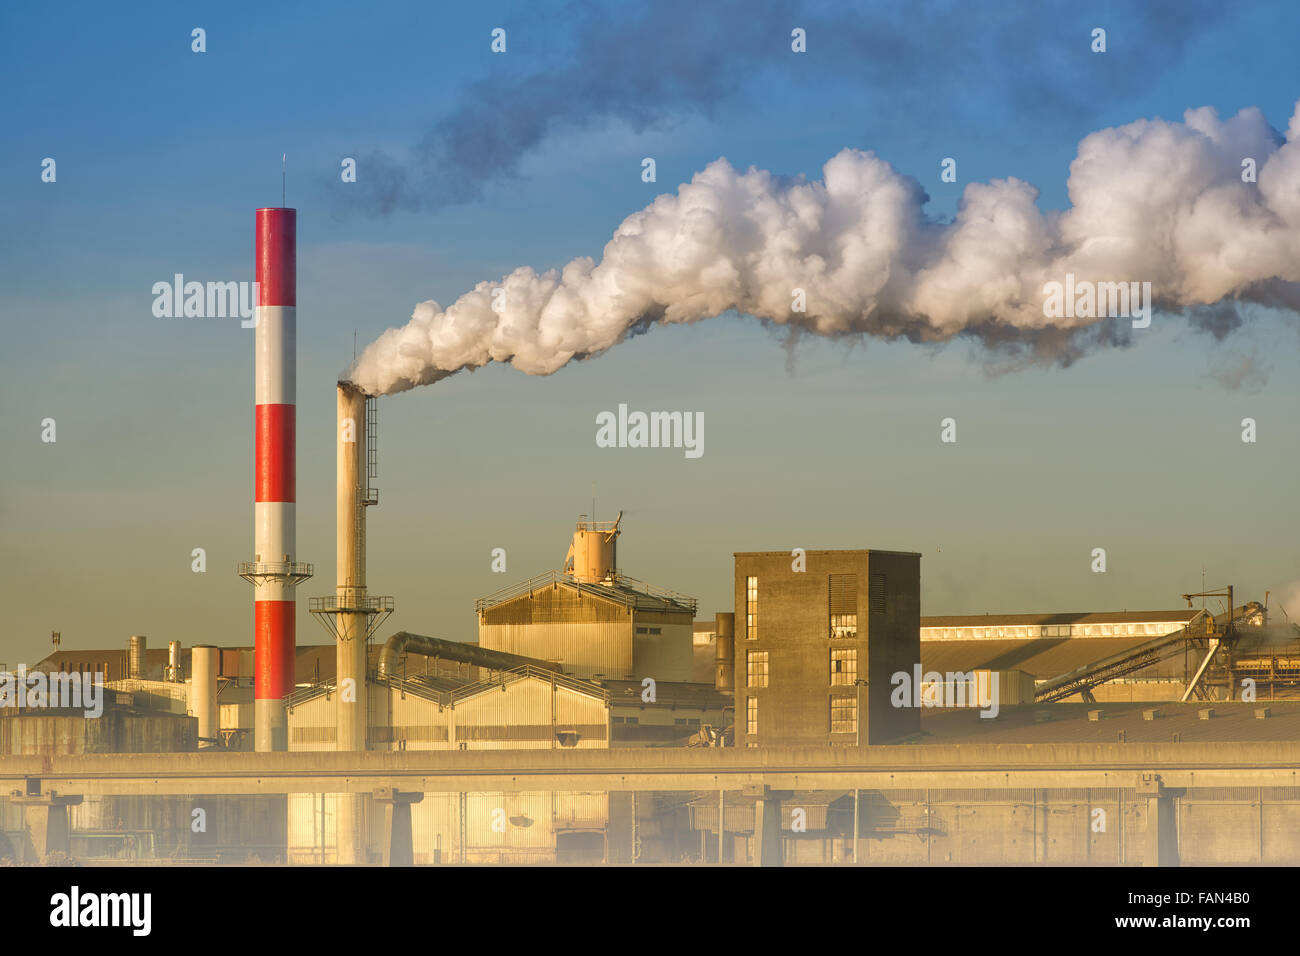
[247,207,311,752]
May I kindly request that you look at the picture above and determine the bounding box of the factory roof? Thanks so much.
[733,549,922,558]
[476,570,697,614]
[920,637,1194,680]
[593,679,731,709]
[917,701,1300,744]
[921,609,1201,628]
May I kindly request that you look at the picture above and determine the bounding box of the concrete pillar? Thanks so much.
[12,790,83,863]
[337,793,369,865]
[746,785,789,867]
[374,788,423,867]
[1138,773,1180,867]
[852,788,860,864]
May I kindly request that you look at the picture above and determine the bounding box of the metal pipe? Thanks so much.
[377,631,559,679]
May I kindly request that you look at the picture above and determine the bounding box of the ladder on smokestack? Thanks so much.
[363,396,379,507]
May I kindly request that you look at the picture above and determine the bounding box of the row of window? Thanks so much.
[743,694,858,736]
[922,622,1183,640]
[612,716,703,728]
[54,662,110,675]
[746,648,857,687]
[743,573,887,642]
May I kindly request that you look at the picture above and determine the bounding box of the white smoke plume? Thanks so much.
[348,102,1300,397]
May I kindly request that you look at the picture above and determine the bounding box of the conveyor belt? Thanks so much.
[1033,604,1262,703]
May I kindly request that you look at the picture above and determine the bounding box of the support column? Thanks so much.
[717,789,724,863]
[12,790,83,863]
[1138,773,1180,867]
[374,788,423,867]
[746,785,790,868]
[853,788,860,865]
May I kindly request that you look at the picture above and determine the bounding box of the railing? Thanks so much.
[449,664,611,704]
[474,570,697,613]
[608,572,697,612]
[576,518,620,533]
[238,561,313,584]
[475,571,564,612]
[308,595,394,614]
[285,682,335,708]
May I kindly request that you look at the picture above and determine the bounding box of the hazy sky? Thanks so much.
[3,0,1299,665]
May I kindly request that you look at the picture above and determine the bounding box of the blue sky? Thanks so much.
[2,0,1299,660]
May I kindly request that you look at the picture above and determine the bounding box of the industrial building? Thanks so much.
[5,204,1300,868]
[732,549,922,747]
[919,602,1296,703]
[477,515,697,681]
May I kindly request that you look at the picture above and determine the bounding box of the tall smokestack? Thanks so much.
[336,381,368,755]
[241,207,312,753]
[310,382,392,863]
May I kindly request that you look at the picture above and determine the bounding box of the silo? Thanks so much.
[191,646,219,747]
[714,613,735,692]
[167,641,182,682]
[128,635,147,680]
[566,513,621,583]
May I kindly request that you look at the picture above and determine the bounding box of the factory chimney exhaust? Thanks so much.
[336,381,370,755]
[239,207,312,753]
[309,382,393,865]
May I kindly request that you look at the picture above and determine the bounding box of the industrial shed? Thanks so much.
[284,668,613,863]
[285,667,610,752]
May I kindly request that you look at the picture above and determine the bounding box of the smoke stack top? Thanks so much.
[348,101,1300,398]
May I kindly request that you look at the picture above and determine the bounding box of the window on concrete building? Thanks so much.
[869,573,887,615]
[830,648,857,686]
[830,695,858,734]
[746,696,758,736]
[747,650,769,688]
[746,576,759,640]
[829,573,858,639]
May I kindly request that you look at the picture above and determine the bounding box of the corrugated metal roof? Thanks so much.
[733,549,922,558]
[921,609,1201,627]
[477,570,697,614]
[596,679,730,708]
[918,701,1300,744]
[920,638,1195,679]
